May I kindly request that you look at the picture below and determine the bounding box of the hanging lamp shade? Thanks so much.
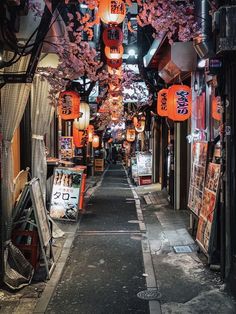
[135,118,145,133]
[58,90,80,120]
[98,0,126,25]
[103,25,124,47]
[167,85,192,121]
[126,129,135,142]
[87,124,94,142]
[107,58,122,69]
[73,101,90,130]
[157,89,168,117]
[212,96,221,121]
[73,125,84,148]
[105,45,124,60]
[92,135,100,148]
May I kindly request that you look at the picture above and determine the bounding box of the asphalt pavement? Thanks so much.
[45,164,150,314]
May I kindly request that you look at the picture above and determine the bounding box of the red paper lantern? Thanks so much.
[167,85,192,121]
[212,96,221,121]
[107,58,122,69]
[73,125,84,148]
[92,135,100,148]
[58,91,80,120]
[87,124,94,142]
[103,25,123,47]
[157,89,168,117]
[98,0,126,25]
[126,129,135,142]
[105,45,124,60]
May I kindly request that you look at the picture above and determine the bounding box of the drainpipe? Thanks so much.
[193,0,214,59]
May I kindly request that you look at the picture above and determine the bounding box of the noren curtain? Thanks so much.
[31,75,55,201]
[1,53,31,240]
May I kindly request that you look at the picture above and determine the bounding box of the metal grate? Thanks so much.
[137,289,161,300]
[173,245,192,253]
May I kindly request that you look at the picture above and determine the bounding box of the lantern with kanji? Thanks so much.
[167,85,192,121]
[105,45,124,60]
[58,91,80,120]
[212,96,221,121]
[157,89,168,117]
[107,58,122,69]
[87,124,94,142]
[92,135,100,148]
[103,25,123,47]
[126,129,135,142]
[73,125,84,148]
[74,102,90,130]
[98,0,126,25]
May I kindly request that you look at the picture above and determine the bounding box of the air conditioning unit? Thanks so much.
[214,6,236,54]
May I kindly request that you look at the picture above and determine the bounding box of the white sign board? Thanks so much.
[136,153,152,176]
[50,167,83,221]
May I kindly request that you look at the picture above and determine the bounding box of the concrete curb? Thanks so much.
[124,167,162,314]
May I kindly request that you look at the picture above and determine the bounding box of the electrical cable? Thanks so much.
[1,3,64,68]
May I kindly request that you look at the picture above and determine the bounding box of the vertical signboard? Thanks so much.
[50,167,83,221]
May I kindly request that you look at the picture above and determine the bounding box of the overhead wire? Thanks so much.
[1,2,64,68]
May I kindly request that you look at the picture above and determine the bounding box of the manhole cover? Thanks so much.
[173,245,192,253]
[137,289,161,300]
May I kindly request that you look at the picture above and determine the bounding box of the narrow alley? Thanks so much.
[2,1,236,313]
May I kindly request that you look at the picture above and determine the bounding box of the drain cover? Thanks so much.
[173,245,192,253]
[137,289,161,300]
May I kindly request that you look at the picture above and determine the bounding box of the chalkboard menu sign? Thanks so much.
[136,153,152,176]
[50,167,83,221]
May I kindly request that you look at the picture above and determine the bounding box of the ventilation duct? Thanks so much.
[158,42,197,84]
[193,0,214,59]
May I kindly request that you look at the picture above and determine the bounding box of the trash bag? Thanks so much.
[3,241,34,290]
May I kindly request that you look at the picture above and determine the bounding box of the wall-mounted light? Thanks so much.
[198,59,206,68]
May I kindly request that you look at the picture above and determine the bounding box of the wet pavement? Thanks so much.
[45,164,149,314]
[1,163,236,313]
